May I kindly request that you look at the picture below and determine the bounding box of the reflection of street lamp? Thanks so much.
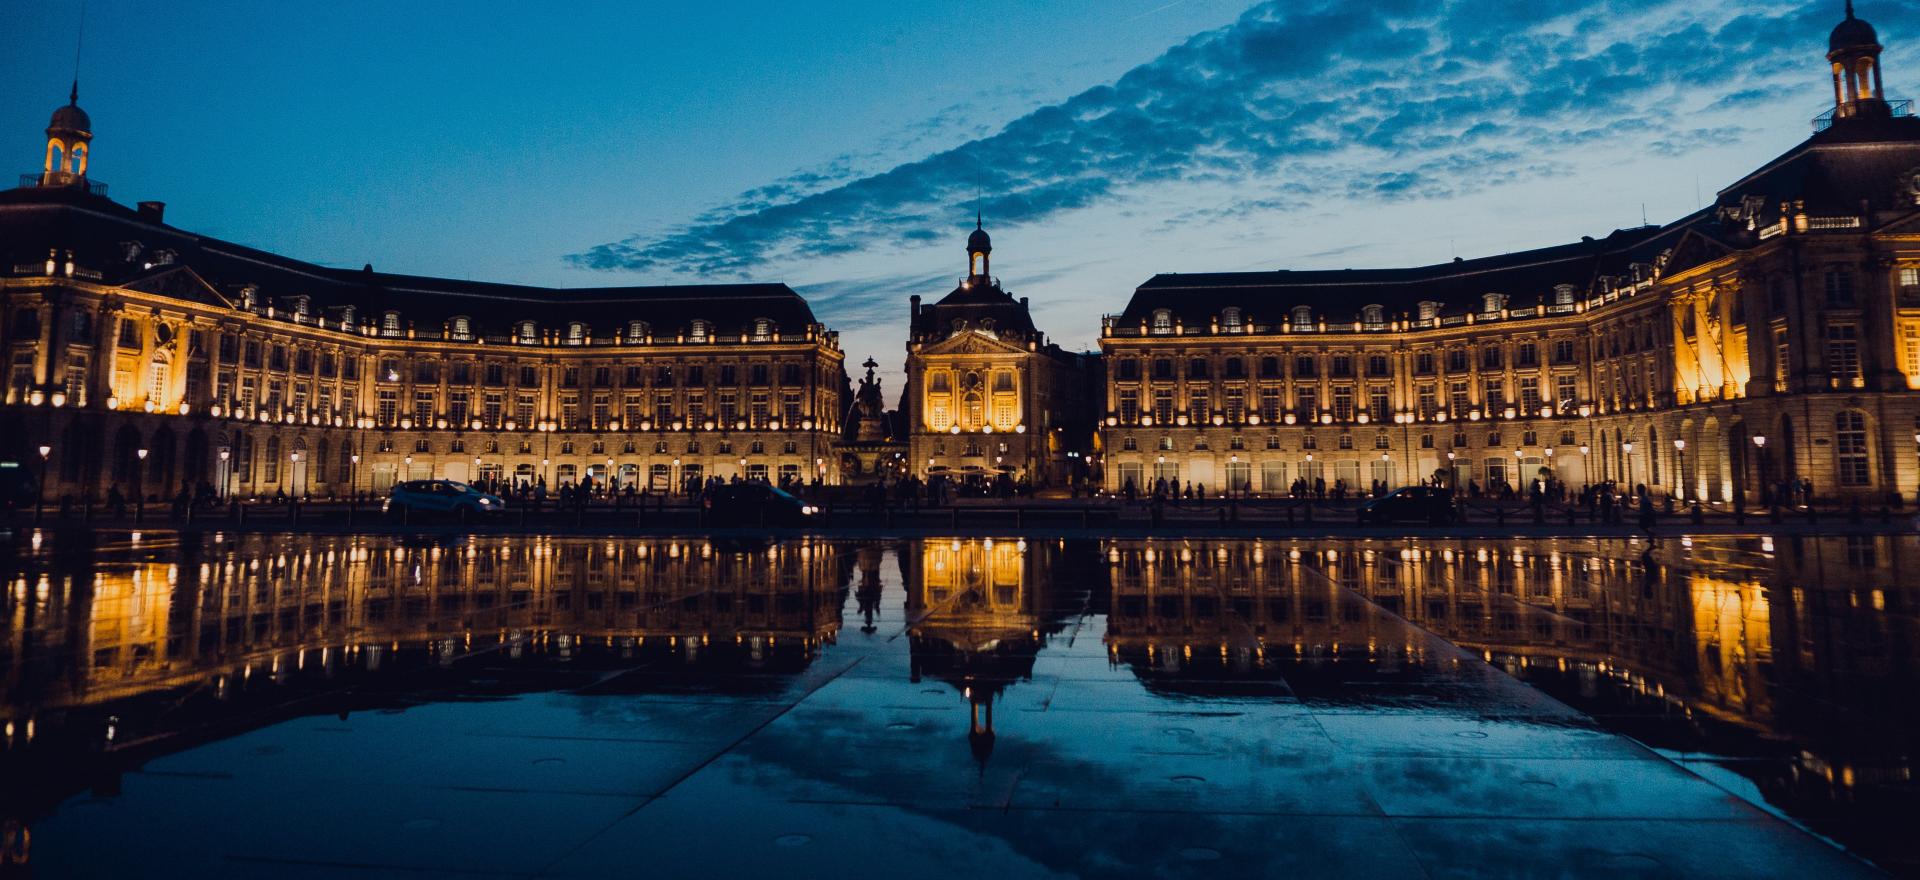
[135,447,149,522]
[35,445,51,523]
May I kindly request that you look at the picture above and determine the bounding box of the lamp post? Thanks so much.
[1445,450,1457,491]
[290,451,303,499]
[1579,444,1590,485]
[35,445,51,523]
[134,447,149,523]
[219,448,231,500]
[1621,440,1635,489]
[1672,438,1686,500]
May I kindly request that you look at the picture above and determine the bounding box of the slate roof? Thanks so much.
[0,184,820,340]
[1120,113,1920,328]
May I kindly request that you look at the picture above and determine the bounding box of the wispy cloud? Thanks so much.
[570,0,1913,277]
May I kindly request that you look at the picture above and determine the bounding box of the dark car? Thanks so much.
[383,479,506,519]
[1358,486,1457,525]
[703,483,818,526]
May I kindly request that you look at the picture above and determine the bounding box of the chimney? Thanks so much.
[910,294,921,319]
[137,201,166,224]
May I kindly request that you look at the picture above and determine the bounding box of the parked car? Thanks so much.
[703,483,818,526]
[383,480,506,519]
[1358,486,1457,525]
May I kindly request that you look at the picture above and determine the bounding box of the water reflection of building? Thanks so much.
[903,538,1066,766]
[1,535,853,744]
[1101,536,1920,849]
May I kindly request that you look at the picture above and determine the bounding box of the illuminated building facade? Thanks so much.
[904,220,1095,487]
[1100,7,1920,504]
[0,99,849,500]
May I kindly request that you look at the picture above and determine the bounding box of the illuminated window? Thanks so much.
[1151,310,1173,334]
[690,319,710,342]
[1836,411,1870,486]
[1221,307,1242,333]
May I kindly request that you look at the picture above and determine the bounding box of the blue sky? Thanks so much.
[4,1,1912,388]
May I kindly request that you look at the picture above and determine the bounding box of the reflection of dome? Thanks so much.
[1830,9,1878,54]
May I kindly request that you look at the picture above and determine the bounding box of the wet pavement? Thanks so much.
[1,531,1914,878]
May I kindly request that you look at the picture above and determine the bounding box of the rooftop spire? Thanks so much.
[1845,0,1854,19]
[69,80,78,106]
[976,211,982,230]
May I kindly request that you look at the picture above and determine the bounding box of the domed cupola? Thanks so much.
[1827,1,1889,122]
[966,213,992,280]
[41,81,94,186]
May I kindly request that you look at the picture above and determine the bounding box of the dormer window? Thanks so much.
[978,317,997,338]
[1150,309,1173,335]
[450,316,472,340]
[381,311,402,336]
[752,318,774,342]
[1417,301,1441,321]
[1291,306,1314,331]
[952,318,968,335]
[627,320,649,342]
[1361,304,1385,328]
[239,285,259,312]
[566,322,586,345]
[1553,284,1577,306]
[689,319,710,342]
[291,296,310,321]
[516,320,538,344]
[1481,293,1507,314]
[1221,307,1243,333]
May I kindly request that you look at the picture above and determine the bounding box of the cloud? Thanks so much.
[570,0,1917,276]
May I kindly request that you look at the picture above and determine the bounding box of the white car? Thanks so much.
[383,480,506,518]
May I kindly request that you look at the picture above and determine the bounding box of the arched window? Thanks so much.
[1291,306,1314,331]
[148,354,170,404]
[516,321,538,344]
[627,320,649,341]
[381,311,402,336]
[689,319,710,342]
[1221,307,1242,333]
[71,143,87,175]
[566,322,586,345]
[1362,304,1385,327]
[45,141,64,173]
[1151,309,1173,335]
[450,316,471,340]
[963,391,984,427]
[752,318,775,341]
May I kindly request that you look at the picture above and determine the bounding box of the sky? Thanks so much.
[3,0,1914,390]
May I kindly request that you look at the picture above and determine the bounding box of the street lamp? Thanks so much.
[290,451,302,499]
[1621,441,1634,488]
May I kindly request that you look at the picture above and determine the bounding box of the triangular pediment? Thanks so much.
[919,330,1028,356]
[1660,228,1737,277]
[121,265,233,308]
[1874,206,1920,236]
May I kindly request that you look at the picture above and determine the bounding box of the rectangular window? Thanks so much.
[1825,269,1854,306]
[1417,384,1437,419]
[449,392,471,426]
[1188,390,1209,424]
[1774,326,1791,392]
[1518,377,1541,414]
[1294,386,1317,420]
[413,392,434,425]
[1153,389,1175,425]
[1826,323,1861,388]
[377,390,398,425]
[1118,388,1140,423]
[1332,387,1354,422]
[561,395,580,430]
[1835,411,1870,486]
[1224,387,1245,423]
[1555,374,1577,410]
[1259,388,1280,422]
[515,393,536,427]
[1483,379,1505,410]
[1449,381,1469,417]
[654,392,675,424]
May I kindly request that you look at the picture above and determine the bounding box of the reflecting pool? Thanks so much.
[2,532,1914,877]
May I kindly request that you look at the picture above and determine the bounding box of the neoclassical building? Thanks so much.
[903,221,1095,488]
[1100,5,1920,504]
[0,92,849,500]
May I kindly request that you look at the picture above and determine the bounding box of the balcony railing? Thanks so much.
[1812,98,1913,132]
[16,173,108,196]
